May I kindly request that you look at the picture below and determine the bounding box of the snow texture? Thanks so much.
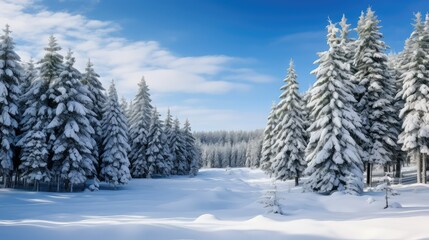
[1,168,429,240]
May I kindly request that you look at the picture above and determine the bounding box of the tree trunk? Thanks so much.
[384,188,388,209]
[422,153,427,184]
[36,181,39,192]
[416,151,422,183]
[413,151,422,183]
[3,173,7,188]
[57,176,60,192]
[395,159,401,178]
[70,183,73,193]
[295,176,299,186]
[366,163,372,187]
[14,172,19,188]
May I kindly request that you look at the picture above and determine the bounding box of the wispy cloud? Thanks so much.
[157,105,262,131]
[0,0,272,97]
[276,30,326,43]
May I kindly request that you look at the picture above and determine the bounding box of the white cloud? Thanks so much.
[0,0,272,98]
[157,105,262,131]
[277,30,326,43]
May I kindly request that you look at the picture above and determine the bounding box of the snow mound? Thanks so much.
[367,197,376,204]
[390,202,402,208]
[194,214,218,222]
[245,215,275,224]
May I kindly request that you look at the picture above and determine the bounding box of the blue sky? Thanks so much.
[2,0,429,130]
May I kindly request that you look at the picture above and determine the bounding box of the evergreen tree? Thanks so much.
[260,103,277,175]
[305,22,364,195]
[183,119,199,176]
[271,60,307,186]
[19,59,36,105]
[37,35,64,186]
[39,35,63,85]
[398,13,429,183]
[189,144,201,177]
[164,109,175,168]
[172,118,187,175]
[81,59,105,175]
[47,50,96,192]
[0,25,21,187]
[120,96,130,120]
[388,54,406,178]
[18,129,49,191]
[145,108,172,177]
[164,109,174,138]
[354,8,398,186]
[129,77,153,178]
[100,82,131,187]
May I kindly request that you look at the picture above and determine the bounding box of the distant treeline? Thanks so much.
[195,130,263,168]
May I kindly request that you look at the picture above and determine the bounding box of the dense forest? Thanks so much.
[195,130,263,168]
[259,8,428,195]
[0,29,200,192]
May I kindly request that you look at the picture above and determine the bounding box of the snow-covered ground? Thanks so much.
[1,168,428,240]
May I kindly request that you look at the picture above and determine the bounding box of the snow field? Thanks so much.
[1,168,429,240]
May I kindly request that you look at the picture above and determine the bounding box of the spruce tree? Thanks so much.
[37,36,64,187]
[100,82,131,187]
[183,119,199,176]
[19,60,36,105]
[129,77,153,178]
[271,60,307,185]
[18,73,50,190]
[305,22,364,195]
[398,13,429,183]
[81,59,105,175]
[164,109,175,170]
[145,108,172,177]
[387,54,406,178]
[354,8,398,185]
[0,25,21,187]
[39,35,63,85]
[172,118,187,175]
[189,145,201,177]
[47,50,96,192]
[260,103,277,175]
[120,96,130,120]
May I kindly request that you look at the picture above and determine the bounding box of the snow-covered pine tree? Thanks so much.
[398,13,429,184]
[271,60,307,185]
[18,129,49,191]
[18,69,58,191]
[19,59,37,104]
[339,15,369,173]
[260,102,277,175]
[129,77,153,178]
[120,96,130,120]
[183,119,199,176]
[145,108,172,177]
[48,50,97,192]
[37,36,64,188]
[119,96,131,147]
[189,144,201,177]
[0,25,21,187]
[340,15,357,76]
[81,59,105,176]
[100,81,131,187]
[163,109,175,169]
[387,53,406,178]
[354,8,398,185]
[172,118,188,175]
[39,35,63,85]
[305,22,365,195]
